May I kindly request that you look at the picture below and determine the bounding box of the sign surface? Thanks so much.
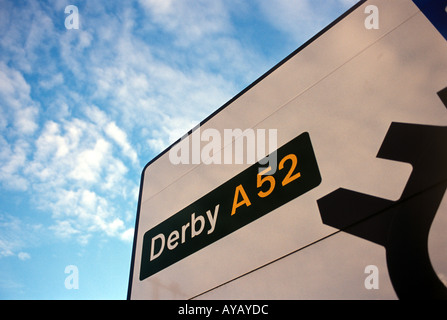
[128,0,447,300]
[140,132,321,280]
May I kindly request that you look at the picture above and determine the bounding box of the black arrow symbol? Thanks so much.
[317,88,447,299]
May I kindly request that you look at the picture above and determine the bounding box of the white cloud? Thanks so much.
[84,105,109,127]
[49,220,81,239]
[0,138,29,191]
[103,158,129,191]
[0,62,40,191]
[69,138,110,183]
[0,0,286,247]
[147,137,167,153]
[0,0,245,247]
[0,0,250,248]
[139,0,231,45]
[22,108,139,244]
[0,214,41,259]
[39,73,64,90]
[17,252,31,261]
[15,106,39,135]
[0,1,58,74]
[0,62,39,136]
[139,0,173,14]
[46,187,130,245]
[120,228,135,242]
[105,122,138,165]
[85,26,242,161]
[147,116,199,152]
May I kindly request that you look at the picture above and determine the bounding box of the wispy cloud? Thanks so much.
[0,214,40,259]
[138,0,232,45]
[105,122,138,165]
[0,62,38,136]
[17,252,31,261]
[0,0,356,249]
[23,106,138,244]
[0,62,39,191]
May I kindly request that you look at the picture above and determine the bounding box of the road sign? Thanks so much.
[128,0,447,299]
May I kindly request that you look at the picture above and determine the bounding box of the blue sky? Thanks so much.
[0,0,357,299]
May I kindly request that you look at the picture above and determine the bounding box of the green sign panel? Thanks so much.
[140,132,321,280]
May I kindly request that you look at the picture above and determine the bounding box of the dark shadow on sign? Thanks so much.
[317,88,447,299]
